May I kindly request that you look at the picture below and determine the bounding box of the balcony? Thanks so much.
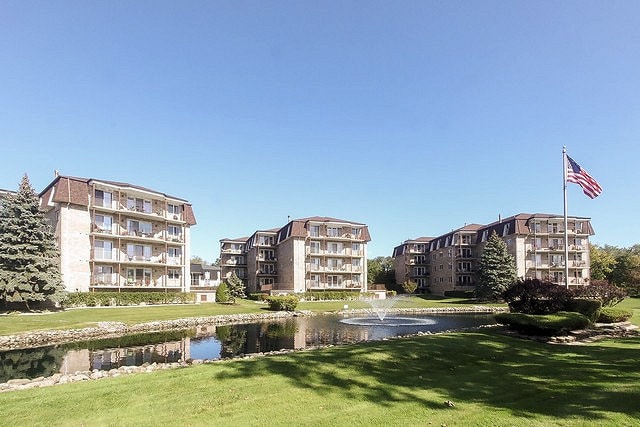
[258,270,277,276]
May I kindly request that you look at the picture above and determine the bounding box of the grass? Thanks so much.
[0,296,504,336]
[1,329,639,426]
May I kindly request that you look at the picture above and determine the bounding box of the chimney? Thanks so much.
[498,214,502,223]
[54,170,60,177]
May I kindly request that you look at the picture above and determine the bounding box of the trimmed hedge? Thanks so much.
[598,307,633,323]
[299,291,375,301]
[564,298,602,325]
[495,311,590,336]
[63,292,195,307]
[265,295,299,311]
[444,290,475,299]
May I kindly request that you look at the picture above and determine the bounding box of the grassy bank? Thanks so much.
[0,296,502,336]
[1,329,639,426]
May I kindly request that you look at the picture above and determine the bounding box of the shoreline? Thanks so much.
[0,306,506,351]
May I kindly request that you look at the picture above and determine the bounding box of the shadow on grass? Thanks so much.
[213,330,640,421]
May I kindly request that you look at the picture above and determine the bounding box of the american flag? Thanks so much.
[566,155,602,199]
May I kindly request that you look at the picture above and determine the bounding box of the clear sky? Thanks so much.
[1,1,639,261]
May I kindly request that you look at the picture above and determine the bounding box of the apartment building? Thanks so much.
[393,213,594,296]
[392,237,432,293]
[220,216,371,294]
[38,175,196,293]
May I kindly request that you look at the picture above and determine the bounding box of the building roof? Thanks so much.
[190,263,221,274]
[294,216,367,226]
[38,174,197,225]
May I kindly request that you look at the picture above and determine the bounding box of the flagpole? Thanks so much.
[562,146,570,289]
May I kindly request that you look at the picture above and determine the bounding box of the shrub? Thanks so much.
[62,292,195,307]
[495,311,590,336]
[299,291,366,301]
[571,281,627,307]
[564,298,602,325]
[248,293,270,301]
[444,290,475,299]
[597,307,633,323]
[215,282,230,303]
[503,278,572,314]
[266,295,299,311]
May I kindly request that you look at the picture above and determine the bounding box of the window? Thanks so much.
[351,228,361,238]
[258,235,273,246]
[309,225,320,237]
[94,190,112,208]
[127,220,152,236]
[127,197,152,214]
[94,214,112,233]
[532,222,542,233]
[309,258,320,271]
[458,276,472,285]
[551,255,564,267]
[127,268,152,285]
[327,275,342,288]
[414,267,426,276]
[168,247,181,258]
[309,274,320,287]
[168,204,180,216]
[328,258,342,270]
[168,269,180,280]
[327,242,341,254]
[167,225,181,240]
[309,241,320,254]
[327,227,340,237]
[93,266,113,284]
[534,254,542,267]
[503,223,510,237]
[352,242,360,254]
[127,244,152,261]
[352,258,361,268]
[352,274,361,285]
[93,240,112,259]
[457,262,472,272]
[461,235,471,244]
[481,230,488,242]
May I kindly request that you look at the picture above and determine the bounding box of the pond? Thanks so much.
[0,312,497,382]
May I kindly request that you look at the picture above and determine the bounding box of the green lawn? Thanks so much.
[1,329,639,426]
[0,296,504,336]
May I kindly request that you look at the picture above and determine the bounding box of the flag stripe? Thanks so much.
[566,155,602,199]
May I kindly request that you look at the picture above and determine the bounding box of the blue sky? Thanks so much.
[1,1,639,261]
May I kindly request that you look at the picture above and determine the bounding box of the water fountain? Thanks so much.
[340,295,437,327]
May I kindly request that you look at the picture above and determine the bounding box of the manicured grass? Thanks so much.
[1,330,639,425]
[614,297,640,324]
[0,300,266,336]
[0,296,502,336]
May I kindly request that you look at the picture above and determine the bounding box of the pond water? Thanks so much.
[0,312,496,382]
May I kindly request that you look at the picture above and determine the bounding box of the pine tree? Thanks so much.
[0,175,64,310]
[225,272,246,303]
[476,231,517,301]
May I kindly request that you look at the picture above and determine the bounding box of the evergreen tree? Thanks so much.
[0,175,64,310]
[215,281,230,303]
[476,231,517,301]
[226,272,246,303]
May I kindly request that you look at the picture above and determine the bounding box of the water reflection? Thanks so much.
[0,313,496,382]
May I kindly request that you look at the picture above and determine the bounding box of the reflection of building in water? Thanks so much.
[293,317,369,349]
[61,339,190,373]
